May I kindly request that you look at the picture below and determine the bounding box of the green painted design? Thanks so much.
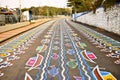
[67,59,78,69]
[80,43,87,49]
[36,46,42,51]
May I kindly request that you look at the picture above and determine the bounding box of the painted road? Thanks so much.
[0,19,120,80]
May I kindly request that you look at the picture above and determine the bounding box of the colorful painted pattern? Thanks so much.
[24,73,33,80]
[23,21,116,80]
[92,66,117,80]
[25,57,36,67]
[27,54,43,71]
[0,19,117,79]
[101,71,117,80]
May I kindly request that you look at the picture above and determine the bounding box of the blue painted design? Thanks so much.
[100,71,109,76]
[57,28,61,80]
[58,51,61,80]
[48,65,59,77]
[65,27,86,79]
[78,48,96,79]
[44,27,58,80]
[62,26,70,80]
[35,26,57,80]
[86,51,93,54]
[67,49,75,55]
[41,39,46,44]
[65,43,72,47]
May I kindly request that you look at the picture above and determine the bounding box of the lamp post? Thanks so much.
[19,0,21,22]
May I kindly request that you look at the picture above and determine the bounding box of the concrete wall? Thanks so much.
[75,5,120,35]
[22,11,30,21]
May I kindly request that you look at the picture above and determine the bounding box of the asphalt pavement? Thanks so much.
[0,18,119,80]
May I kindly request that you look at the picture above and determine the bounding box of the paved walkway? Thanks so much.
[0,22,30,33]
[0,18,51,43]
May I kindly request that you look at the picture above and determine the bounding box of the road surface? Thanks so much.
[0,19,119,80]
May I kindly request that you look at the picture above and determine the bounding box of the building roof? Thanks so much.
[0,12,13,14]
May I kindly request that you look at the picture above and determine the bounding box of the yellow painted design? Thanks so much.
[13,46,17,48]
[73,34,77,36]
[113,47,119,50]
[6,49,12,52]
[0,53,7,57]
[106,43,112,46]
[44,35,49,38]
[103,73,116,80]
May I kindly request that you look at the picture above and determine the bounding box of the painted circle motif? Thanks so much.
[54,37,59,40]
[64,36,69,39]
[67,49,75,55]
[47,32,52,35]
[54,41,59,45]
[56,35,60,37]
[65,43,72,47]
[65,39,70,42]
[53,46,59,50]
[41,39,46,44]
[52,53,58,60]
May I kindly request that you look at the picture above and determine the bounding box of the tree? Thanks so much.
[67,0,93,13]
[93,0,120,13]
[21,8,29,12]
[22,6,71,17]
[92,0,103,13]
[67,0,120,14]
[103,0,119,11]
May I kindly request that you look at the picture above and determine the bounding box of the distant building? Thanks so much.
[22,10,32,21]
[0,11,18,24]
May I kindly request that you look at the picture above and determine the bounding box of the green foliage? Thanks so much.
[67,0,93,13]
[21,8,29,12]
[21,6,71,17]
[67,0,120,14]
[103,0,117,11]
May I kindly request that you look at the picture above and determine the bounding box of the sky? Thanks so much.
[0,0,68,9]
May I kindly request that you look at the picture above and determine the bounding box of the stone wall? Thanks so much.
[76,5,120,35]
